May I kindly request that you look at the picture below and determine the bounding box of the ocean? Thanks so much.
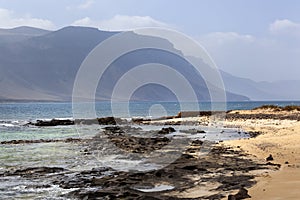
[0,101,299,199]
[2,100,300,120]
[1,101,300,141]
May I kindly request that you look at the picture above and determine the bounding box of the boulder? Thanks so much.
[228,188,251,200]
[266,154,274,161]
[158,127,176,134]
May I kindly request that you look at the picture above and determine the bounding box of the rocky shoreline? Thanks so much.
[3,106,298,199]
[0,134,278,199]
[1,125,279,199]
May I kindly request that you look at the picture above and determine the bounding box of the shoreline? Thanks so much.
[133,106,300,199]
[1,106,300,199]
[221,109,300,199]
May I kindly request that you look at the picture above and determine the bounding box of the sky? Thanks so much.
[0,0,300,82]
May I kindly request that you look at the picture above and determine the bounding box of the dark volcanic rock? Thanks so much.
[180,129,206,134]
[76,117,127,125]
[157,127,176,134]
[29,119,74,126]
[247,131,261,138]
[0,141,278,200]
[3,167,66,177]
[178,111,225,118]
[265,162,281,168]
[0,138,83,144]
[93,126,172,153]
[97,117,117,125]
[228,188,251,200]
[58,142,277,199]
[1,124,279,200]
[28,117,128,126]
[108,135,170,154]
[266,154,274,161]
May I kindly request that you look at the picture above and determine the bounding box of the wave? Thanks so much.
[0,120,29,128]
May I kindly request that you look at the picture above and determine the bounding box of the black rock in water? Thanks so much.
[3,167,66,177]
[29,119,74,126]
[158,127,176,134]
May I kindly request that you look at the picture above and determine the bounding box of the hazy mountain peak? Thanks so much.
[1,26,298,101]
[51,26,119,36]
[0,26,50,36]
[0,26,51,44]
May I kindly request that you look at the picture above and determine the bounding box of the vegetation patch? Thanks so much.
[253,105,300,111]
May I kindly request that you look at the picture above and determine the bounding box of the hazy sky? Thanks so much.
[0,0,299,82]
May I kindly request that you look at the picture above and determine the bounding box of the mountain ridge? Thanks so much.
[0,26,298,102]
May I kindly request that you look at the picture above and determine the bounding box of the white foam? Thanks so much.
[0,123,15,127]
[134,184,174,192]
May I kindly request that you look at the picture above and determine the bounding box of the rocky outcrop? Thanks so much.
[0,138,83,144]
[157,127,176,134]
[27,117,127,126]
[180,129,206,134]
[228,188,251,200]
[1,167,66,177]
[100,126,171,153]
[0,133,279,200]
[28,119,74,126]
[58,144,275,199]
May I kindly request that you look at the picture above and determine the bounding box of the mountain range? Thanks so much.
[0,26,299,102]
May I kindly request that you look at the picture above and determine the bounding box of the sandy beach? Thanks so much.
[222,109,300,199]
[1,106,299,199]
[146,107,300,199]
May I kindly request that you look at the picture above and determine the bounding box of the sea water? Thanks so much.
[0,101,299,199]
[1,101,299,160]
[1,100,300,142]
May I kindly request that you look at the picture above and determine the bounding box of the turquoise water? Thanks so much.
[1,101,300,140]
[1,101,299,199]
[0,100,299,142]
[1,101,300,120]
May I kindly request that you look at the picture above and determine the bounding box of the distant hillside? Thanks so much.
[1,26,297,102]
[221,71,300,100]
[0,26,50,44]
[0,26,250,102]
[0,26,116,101]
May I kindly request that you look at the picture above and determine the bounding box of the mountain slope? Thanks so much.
[0,26,261,101]
[221,71,300,100]
[0,26,118,101]
[0,26,50,44]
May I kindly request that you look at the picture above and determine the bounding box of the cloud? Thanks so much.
[199,32,254,46]
[72,15,171,31]
[198,30,300,82]
[269,19,300,36]
[66,0,94,11]
[78,0,95,10]
[0,8,55,30]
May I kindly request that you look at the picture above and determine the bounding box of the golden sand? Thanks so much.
[149,109,300,199]
[222,110,300,199]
